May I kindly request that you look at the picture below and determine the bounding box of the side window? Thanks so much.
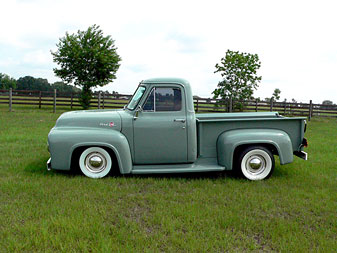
[156,88,181,111]
[143,87,182,112]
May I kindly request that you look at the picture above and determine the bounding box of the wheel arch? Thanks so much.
[69,142,132,174]
[70,144,119,175]
[217,129,294,170]
[233,143,279,160]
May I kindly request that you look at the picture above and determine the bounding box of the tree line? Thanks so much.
[0,74,81,93]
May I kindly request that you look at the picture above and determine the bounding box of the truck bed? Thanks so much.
[196,112,306,158]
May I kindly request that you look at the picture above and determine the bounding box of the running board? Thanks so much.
[131,158,226,174]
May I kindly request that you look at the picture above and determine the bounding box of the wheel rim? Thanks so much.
[241,149,272,180]
[84,152,107,173]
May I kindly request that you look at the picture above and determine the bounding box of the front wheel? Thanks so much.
[237,146,275,180]
[79,147,112,178]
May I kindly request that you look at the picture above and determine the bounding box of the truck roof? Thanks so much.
[142,77,190,85]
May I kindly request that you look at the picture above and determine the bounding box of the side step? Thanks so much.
[132,158,226,174]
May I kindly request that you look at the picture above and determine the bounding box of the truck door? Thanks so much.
[133,86,188,164]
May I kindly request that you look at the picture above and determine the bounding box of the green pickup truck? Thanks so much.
[47,77,308,180]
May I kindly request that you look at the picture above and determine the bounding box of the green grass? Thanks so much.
[0,107,336,252]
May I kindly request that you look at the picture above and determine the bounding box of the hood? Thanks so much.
[55,109,122,131]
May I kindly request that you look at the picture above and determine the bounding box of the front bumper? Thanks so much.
[47,158,52,171]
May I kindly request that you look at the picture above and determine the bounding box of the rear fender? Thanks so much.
[217,129,293,170]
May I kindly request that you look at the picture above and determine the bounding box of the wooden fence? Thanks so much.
[193,96,337,120]
[0,88,132,113]
[1,88,337,119]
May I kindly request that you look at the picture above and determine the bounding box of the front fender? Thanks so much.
[48,128,132,174]
[217,129,293,170]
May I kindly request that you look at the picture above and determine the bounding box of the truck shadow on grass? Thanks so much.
[24,157,235,180]
[24,157,291,181]
[24,157,79,178]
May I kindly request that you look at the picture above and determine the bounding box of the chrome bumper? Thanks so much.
[294,151,308,160]
[47,158,52,171]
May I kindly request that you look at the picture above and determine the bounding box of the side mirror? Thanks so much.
[136,105,143,112]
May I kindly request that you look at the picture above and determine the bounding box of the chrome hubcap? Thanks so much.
[249,158,262,170]
[246,155,266,175]
[89,156,103,168]
[85,152,106,173]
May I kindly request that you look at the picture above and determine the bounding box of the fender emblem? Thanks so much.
[99,122,115,127]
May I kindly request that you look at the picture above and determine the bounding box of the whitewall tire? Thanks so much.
[79,147,112,178]
[238,146,275,181]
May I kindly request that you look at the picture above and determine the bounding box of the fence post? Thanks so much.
[229,97,232,112]
[70,93,73,110]
[309,100,313,121]
[9,88,12,112]
[53,89,56,113]
[98,92,101,109]
[102,93,105,109]
[270,98,273,112]
[255,99,258,112]
[39,91,42,109]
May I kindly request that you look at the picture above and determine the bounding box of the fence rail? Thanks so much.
[1,89,336,119]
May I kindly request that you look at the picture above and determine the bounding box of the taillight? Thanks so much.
[302,138,308,147]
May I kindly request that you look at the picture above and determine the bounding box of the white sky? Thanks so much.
[0,0,336,103]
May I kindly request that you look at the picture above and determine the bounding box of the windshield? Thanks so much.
[126,86,146,110]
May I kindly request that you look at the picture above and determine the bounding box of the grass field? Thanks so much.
[0,106,336,252]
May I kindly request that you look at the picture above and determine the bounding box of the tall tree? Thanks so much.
[0,73,17,89]
[51,25,121,109]
[213,50,262,105]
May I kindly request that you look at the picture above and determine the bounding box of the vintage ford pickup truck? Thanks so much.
[47,77,308,180]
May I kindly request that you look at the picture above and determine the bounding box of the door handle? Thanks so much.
[174,119,186,123]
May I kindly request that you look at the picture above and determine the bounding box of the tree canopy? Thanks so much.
[272,88,281,101]
[15,76,80,93]
[0,73,16,90]
[51,81,80,93]
[51,24,121,109]
[212,50,262,104]
[17,76,50,91]
[322,100,333,105]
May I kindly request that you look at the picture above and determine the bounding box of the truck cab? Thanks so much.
[122,78,197,164]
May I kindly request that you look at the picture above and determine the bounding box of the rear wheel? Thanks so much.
[79,147,112,178]
[237,146,275,180]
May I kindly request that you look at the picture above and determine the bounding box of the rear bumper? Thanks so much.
[294,151,308,160]
[47,158,52,171]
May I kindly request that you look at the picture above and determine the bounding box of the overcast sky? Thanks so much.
[1,0,336,103]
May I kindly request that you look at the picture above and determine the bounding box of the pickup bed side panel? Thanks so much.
[217,129,293,170]
[197,117,304,158]
[48,128,132,173]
